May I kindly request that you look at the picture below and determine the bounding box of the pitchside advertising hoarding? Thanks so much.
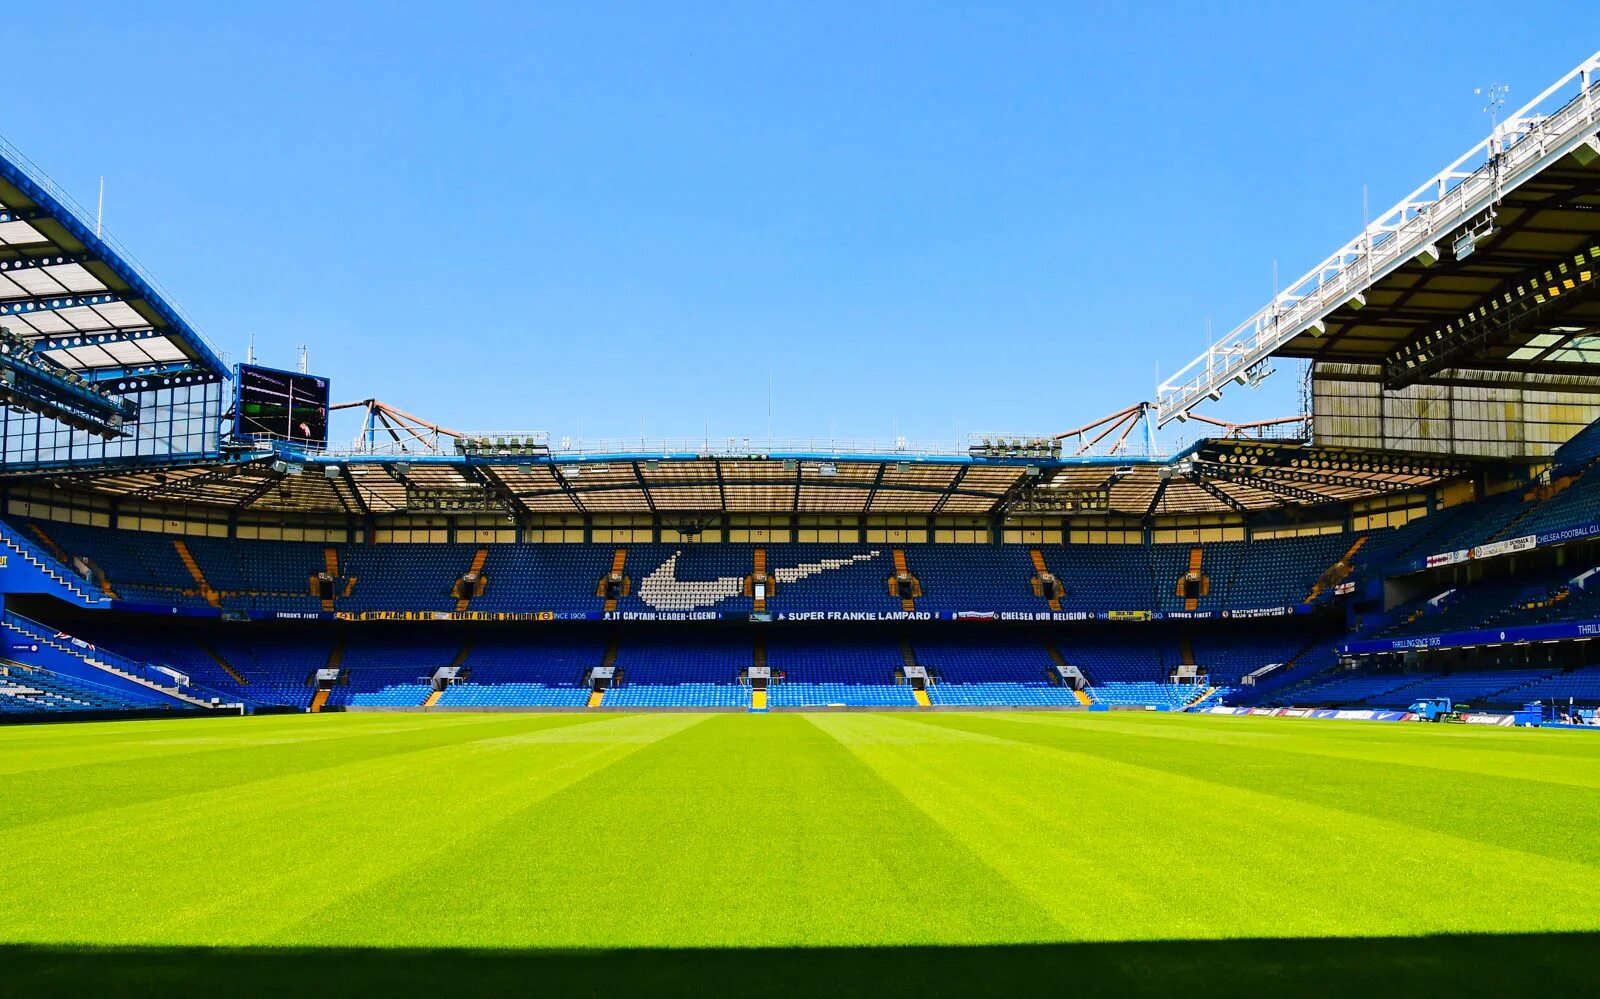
[233,364,330,447]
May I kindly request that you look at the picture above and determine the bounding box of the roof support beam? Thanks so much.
[1205,468,1328,505]
[37,328,166,353]
[1143,478,1170,518]
[0,206,56,224]
[0,292,128,319]
[1383,260,1600,389]
[0,251,93,273]
[931,463,971,515]
[631,461,657,513]
[1186,474,1251,513]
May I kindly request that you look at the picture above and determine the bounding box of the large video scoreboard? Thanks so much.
[234,364,330,447]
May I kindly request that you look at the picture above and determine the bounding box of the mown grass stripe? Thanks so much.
[0,712,708,947]
[903,711,1600,868]
[0,712,628,833]
[286,713,1066,949]
[811,712,1600,941]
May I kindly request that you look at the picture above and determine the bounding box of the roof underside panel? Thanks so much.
[0,145,225,378]
[6,442,1481,518]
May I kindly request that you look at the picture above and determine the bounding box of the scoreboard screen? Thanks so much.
[235,365,330,447]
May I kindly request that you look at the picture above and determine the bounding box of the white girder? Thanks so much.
[1155,50,1600,426]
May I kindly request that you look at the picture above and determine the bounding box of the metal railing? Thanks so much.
[1156,50,1600,425]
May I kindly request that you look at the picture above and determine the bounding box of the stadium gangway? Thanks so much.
[1155,49,1600,425]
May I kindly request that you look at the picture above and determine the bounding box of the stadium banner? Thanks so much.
[1340,615,1600,654]
[1220,606,1306,619]
[1470,534,1536,560]
[1106,610,1152,621]
[1409,523,1600,574]
[1536,521,1600,548]
[1199,706,1419,723]
[1463,713,1517,726]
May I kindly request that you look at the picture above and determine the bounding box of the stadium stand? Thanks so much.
[5,62,1600,724]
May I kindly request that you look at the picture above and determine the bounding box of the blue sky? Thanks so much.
[4,3,1595,447]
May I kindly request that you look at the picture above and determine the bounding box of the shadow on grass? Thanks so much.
[7,933,1598,997]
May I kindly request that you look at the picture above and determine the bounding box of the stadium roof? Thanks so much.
[1158,51,1600,422]
[18,438,1479,519]
[0,137,226,381]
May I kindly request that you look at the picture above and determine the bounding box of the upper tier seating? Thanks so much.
[13,517,1429,618]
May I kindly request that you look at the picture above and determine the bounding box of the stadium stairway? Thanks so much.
[455,547,490,613]
[587,633,622,707]
[0,526,110,607]
[1029,548,1062,611]
[1,612,213,709]
[1181,685,1219,711]
[419,640,475,706]
[172,540,221,609]
[600,547,628,613]
[749,548,768,613]
[311,635,346,713]
[1306,536,1367,603]
[1181,547,1205,611]
[195,639,248,687]
[25,524,71,566]
[321,547,339,612]
[889,549,921,611]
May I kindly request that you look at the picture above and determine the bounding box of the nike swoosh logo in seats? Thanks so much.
[636,551,881,611]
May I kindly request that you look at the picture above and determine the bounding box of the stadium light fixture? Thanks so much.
[817,463,838,477]
[1414,243,1441,267]
[1344,292,1367,311]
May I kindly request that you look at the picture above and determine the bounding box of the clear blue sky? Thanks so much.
[4,3,1595,447]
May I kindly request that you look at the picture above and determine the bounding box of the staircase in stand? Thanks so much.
[587,634,621,708]
[0,528,108,605]
[195,639,248,686]
[1029,549,1061,611]
[600,548,628,613]
[1182,547,1205,611]
[173,540,221,609]
[321,547,340,612]
[311,635,345,713]
[889,549,921,611]
[1306,536,1368,603]
[26,524,70,565]
[751,548,768,612]
[454,547,490,613]
[1,612,213,708]
[1181,685,1219,711]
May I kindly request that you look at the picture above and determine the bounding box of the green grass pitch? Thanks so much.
[5,710,1599,996]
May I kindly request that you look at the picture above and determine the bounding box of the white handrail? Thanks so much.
[1156,51,1600,425]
